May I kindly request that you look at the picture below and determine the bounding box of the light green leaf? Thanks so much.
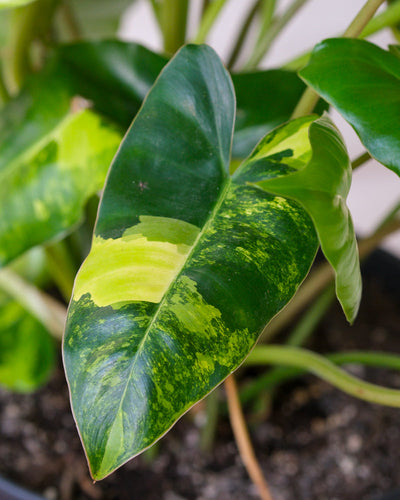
[300,38,400,177]
[251,113,361,323]
[0,295,55,392]
[0,68,121,266]
[64,44,319,479]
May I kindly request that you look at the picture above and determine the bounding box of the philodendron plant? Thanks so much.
[1,0,400,496]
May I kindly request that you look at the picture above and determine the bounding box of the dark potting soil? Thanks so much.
[0,251,400,500]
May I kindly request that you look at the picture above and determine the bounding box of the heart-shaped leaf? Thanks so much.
[0,68,121,266]
[250,113,361,323]
[64,44,319,480]
[300,38,400,177]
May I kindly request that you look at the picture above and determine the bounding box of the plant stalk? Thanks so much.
[244,0,309,70]
[0,268,66,340]
[246,345,400,407]
[351,151,371,170]
[193,0,229,44]
[226,0,261,70]
[45,241,77,302]
[160,0,189,54]
[200,387,220,452]
[225,375,274,500]
[291,0,386,119]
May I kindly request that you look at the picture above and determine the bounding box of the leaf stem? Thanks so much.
[225,375,275,500]
[351,151,371,169]
[0,268,66,340]
[45,241,77,302]
[193,0,229,44]
[160,0,189,53]
[200,387,220,452]
[60,0,82,41]
[284,1,400,71]
[261,214,400,343]
[291,0,386,119]
[246,345,400,407]
[244,0,309,70]
[226,0,261,70]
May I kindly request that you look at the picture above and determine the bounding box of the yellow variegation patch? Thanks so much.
[73,216,200,307]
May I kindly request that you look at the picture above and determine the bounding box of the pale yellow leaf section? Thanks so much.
[73,216,201,307]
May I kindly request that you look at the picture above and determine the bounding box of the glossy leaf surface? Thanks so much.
[57,41,325,156]
[64,45,319,480]
[231,70,327,159]
[0,69,121,266]
[252,114,361,322]
[0,294,55,392]
[300,38,400,176]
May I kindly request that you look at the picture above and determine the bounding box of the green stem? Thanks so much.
[45,241,77,302]
[200,387,220,452]
[246,345,400,407]
[60,0,82,41]
[160,0,189,54]
[150,0,162,30]
[0,268,66,340]
[290,0,386,119]
[244,0,309,70]
[0,61,10,105]
[241,350,400,404]
[284,0,400,71]
[193,0,230,44]
[351,151,371,170]
[226,0,261,70]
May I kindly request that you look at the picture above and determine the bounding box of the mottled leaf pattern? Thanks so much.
[0,68,121,266]
[64,45,319,479]
[300,38,400,176]
[250,114,361,322]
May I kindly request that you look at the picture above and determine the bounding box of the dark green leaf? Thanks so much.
[251,113,361,322]
[64,44,318,479]
[0,67,121,266]
[57,41,168,128]
[300,38,400,176]
[232,70,327,159]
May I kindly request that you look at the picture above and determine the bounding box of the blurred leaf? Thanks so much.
[251,114,361,322]
[0,295,55,392]
[0,0,35,8]
[0,65,121,266]
[300,38,400,177]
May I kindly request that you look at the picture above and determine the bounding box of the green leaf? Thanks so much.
[57,41,327,157]
[0,295,55,392]
[64,44,318,479]
[251,113,361,323]
[0,68,121,266]
[300,38,400,177]
[231,70,327,159]
[57,41,168,129]
[0,0,35,8]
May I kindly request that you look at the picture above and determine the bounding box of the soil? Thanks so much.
[0,250,400,500]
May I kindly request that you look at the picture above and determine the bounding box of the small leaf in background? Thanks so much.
[0,68,121,266]
[0,296,55,392]
[64,44,318,480]
[232,70,327,159]
[300,38,400,177]
[250,113,361,323]
[57,41,168,128]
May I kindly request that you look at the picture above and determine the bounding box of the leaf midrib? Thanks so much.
[98,170,233,475]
